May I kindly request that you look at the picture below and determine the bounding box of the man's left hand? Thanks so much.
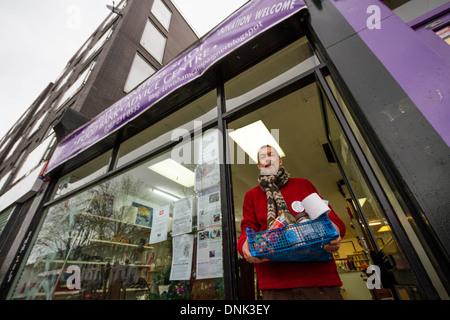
[323,222,341,253]
[323,236,341,253]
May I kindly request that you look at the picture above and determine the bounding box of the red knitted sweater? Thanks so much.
[237,178,346,290]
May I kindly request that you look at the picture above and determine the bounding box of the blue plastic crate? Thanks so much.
[246,214,339,262]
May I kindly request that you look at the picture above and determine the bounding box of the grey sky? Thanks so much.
[0,0,248,139]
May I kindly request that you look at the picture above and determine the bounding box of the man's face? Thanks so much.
[257,146,282,175]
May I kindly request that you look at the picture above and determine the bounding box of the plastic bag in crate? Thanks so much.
[246,214,339,261]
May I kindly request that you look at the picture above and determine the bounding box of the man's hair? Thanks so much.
[257,145,279,164]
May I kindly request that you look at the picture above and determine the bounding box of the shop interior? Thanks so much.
[227,81,395,300]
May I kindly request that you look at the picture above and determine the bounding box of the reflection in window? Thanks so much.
[224,36,318,111]
[140,20,167,63]
[124,54,156,93]
[11,131,225,300]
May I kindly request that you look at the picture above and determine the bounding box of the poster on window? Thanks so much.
[194,162,220,192]
[197,186,221,230]
[132,202,153,227]
[196,227,223,279]
[170,234,194,281]
[172,196,193,236]
[149,204,170,244]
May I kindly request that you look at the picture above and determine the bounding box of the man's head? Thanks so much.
[257,145,282,175]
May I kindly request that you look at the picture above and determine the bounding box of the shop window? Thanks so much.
[140,20,167,63]
[10,129,225,300]
[116,89,217,168]
[151,0,172,31]
[52,150,113,200]
[224,36,318,112]
[123,53,156,93]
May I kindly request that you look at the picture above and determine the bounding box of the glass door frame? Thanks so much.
[314,67,441,300]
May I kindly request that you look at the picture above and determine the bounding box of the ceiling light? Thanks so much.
[151,188,180,201]
[368,221,382,226]
[148,159,195,187]
[228,120,285,163]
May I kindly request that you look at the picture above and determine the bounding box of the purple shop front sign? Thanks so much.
[45,0,307,174]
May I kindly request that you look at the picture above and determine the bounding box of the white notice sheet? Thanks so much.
[172,196,193,236]
[149,205,170,244]
[196,227,223,279]
[170,234,194,281]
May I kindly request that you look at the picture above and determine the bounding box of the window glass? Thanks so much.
[140,20,167,63]
[52,150,113,200]
[0,205,15,235]
[55,61,97,110]
[124,54,156,93]
[11,129,226,300]
[0,170,12,194]
[12,134,56,184]
[82,27,114,64]
[54,70,73,92]
[27,112,48,138]
[75,38,92,60]
[4,138,23,161]
[0,136,10,154]
[116,89,217,168]
[224,36,318,111]
[151,0,172,30]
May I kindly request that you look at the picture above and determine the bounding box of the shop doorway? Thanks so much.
[227,78,422,300]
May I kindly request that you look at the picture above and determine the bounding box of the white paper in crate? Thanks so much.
[302,193,331,220]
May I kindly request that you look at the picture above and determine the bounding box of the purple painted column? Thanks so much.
[331,0,450,147]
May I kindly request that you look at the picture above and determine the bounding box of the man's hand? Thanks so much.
[242,238,269,264]
[323,222,341,253]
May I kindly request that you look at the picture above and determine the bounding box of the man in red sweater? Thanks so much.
[237,145,346,300]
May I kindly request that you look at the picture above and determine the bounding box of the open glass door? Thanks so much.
[316,69,446,300]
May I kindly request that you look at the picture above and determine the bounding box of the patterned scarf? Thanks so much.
[258,166,296,228]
